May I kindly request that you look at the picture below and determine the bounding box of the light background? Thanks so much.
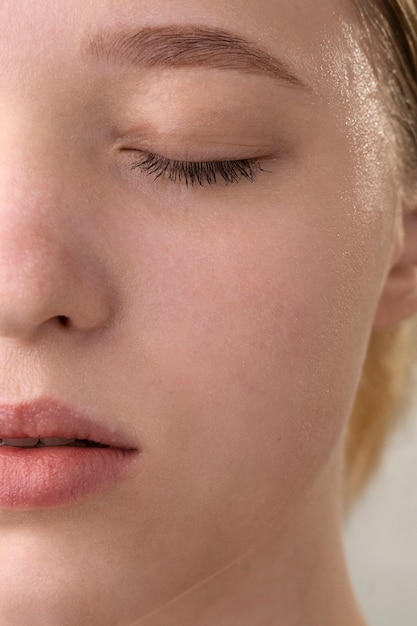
[344,393,417,626]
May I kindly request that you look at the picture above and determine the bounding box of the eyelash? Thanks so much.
[129,152,267,187]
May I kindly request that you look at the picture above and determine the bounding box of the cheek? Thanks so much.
[75,153,396,618]
[115,186,392,529]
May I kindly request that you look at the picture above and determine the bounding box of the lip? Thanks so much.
[0,398,140,510]
[0,398,137,448]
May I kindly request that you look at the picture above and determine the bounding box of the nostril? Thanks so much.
[57,315,71,328]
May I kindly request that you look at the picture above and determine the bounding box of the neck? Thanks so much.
[136,448,368,626]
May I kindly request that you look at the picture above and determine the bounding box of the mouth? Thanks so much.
[0,437,110,448]
[0,398,140,510]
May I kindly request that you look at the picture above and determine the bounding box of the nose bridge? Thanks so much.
[0,189,74,310]
[0,99,69,210]
[0,118,77,264]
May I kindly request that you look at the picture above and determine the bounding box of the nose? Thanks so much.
[0,148,114,342]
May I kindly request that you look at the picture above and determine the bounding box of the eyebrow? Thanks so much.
[86,25,310,91]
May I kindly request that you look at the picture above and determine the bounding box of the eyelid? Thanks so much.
[118,137,275,159]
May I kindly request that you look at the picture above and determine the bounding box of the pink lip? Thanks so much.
[0,398,140,510]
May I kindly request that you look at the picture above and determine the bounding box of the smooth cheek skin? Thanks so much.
[0,1,399,624]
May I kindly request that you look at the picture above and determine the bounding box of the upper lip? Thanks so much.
[0,398,137,449]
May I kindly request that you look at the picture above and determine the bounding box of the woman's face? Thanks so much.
[0,0,400,623]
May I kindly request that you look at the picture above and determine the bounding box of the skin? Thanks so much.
[0,0,416,624]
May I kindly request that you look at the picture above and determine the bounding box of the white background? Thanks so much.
[344,395,417,626]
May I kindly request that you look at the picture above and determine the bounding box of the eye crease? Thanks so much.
[129,151,269,187]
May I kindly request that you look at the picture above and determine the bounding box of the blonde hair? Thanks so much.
[345,0,417,507]
[346,320,417,507]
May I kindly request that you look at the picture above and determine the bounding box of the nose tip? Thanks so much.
[0,124,116,343]
[0,232,114,342]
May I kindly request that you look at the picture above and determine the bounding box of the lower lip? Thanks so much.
[0,446,139,510]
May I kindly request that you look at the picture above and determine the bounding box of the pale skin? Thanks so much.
[0,0,417,625]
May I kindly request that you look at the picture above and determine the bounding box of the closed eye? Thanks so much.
[129,151,269,187]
